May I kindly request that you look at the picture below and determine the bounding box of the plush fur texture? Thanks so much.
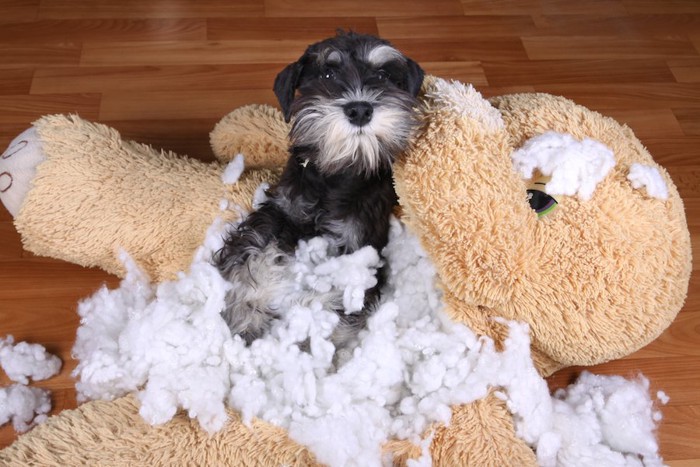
[214,32,424,348]
[0,77,690,466]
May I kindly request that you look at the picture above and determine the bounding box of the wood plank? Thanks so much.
[641,137,700,166]
[377,15,537,38]
[531,83,700,110]
[532,14,700,36]
[459,0,628,16]
[669,462,700,467]
[623,0,700,14]
[668,59,700,83]
[390,38,529,62]
[31,64,284,94]
[265,0,464,17]
[0,0,39,21]
[483,59,676,86]
[682,200,700,228]
[0,260,114,300]
[420,62,488,86]
[665,167,700,198]
[0,69,33,96]
[207,17,379,40]
[673,108,700,135]
[0,94,100,126]
[631,312,700,359]
[98,119,224,161]
[657,406,700,461]
[98,90,277,121]
[0,19,206,43]
[37,0,264,19]
[601,108,685,140]
[0,223,25,260]
[80,40,312,66]
[524,36,699,60]
[0,42,81,68]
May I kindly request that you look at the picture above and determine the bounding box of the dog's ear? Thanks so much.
[405,58,425,97]
[273,61,304,122]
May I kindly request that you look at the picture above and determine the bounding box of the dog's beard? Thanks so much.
[290,90,417,176]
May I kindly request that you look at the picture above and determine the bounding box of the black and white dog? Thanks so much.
[214,31,424,349]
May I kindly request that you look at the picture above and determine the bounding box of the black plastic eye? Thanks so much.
[376,70,389,81]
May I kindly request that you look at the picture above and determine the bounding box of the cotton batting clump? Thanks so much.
[547,372,664,467]
[224,219,545,467]
[0,384,52,433]
[72,216,667,467]
[72,228,235,433]
[0,335,62,385]
[511,131,615,200]
[627,163,669,200]
[510,371,665,467]
[0,335,60,433]
[292,236,380,312]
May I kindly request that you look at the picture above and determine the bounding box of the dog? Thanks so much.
[214,31,424,350]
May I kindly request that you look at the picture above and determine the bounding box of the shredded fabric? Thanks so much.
[511,131,615,200]
[71,214,666,466]
[627,163,669,200]
[0,335,62,385]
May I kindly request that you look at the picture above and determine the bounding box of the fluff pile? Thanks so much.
[70,212,667,466]
[510,131,669,202]
[0,336,61,432]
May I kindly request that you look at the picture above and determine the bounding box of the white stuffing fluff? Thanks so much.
[533,372,667,467]
[0,336,61,433]
[424,78,505,132]
[221,154,245,185]
[0,384,52,433]
[71,214,666,466]
[627,163,669,200]
[511,131,615,200]
[0,335,62,384]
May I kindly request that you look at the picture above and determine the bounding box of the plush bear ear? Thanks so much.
[405,58,425,97]
[273,60,304,122]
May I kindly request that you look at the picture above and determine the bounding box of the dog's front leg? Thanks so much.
[215,203,302,344]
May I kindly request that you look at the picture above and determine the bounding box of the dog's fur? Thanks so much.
[214,31,424,349]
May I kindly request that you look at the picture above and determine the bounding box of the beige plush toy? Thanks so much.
[0,77,691,466]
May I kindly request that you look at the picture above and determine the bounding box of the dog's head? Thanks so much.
[273,31,425,177]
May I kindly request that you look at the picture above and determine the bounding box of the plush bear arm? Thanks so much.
[210,104,290,168]
[7,115,277,282]
[395,78,537,332]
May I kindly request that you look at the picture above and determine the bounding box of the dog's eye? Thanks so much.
[376,70,389,81]
[321,68,336,80]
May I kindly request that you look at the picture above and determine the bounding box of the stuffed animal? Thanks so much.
[0,76,691,466]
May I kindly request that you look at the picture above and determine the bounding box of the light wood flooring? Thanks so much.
[0,0,699,463]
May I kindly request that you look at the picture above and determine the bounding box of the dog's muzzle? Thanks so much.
[343,101,374,127]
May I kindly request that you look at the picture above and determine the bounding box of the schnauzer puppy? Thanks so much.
[214,31,424,349]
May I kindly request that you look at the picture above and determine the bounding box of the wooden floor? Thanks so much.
[0,0,698,463]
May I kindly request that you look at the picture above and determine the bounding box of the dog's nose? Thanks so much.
[343,102,373,126]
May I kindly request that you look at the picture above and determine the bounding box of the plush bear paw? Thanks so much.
[0,127,46,217]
